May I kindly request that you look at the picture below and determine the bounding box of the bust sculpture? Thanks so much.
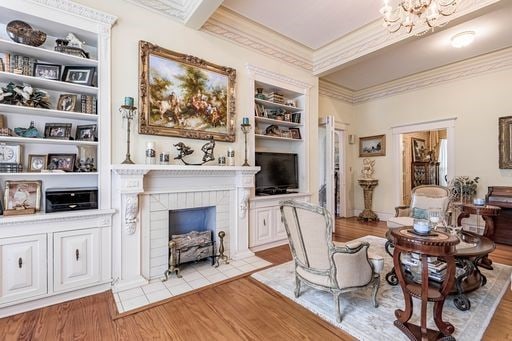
[361,158,376,179]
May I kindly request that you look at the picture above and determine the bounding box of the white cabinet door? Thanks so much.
[54,228,100,292]
[251,208,273,247]
[0,234,47,305]
[274,207,288,241]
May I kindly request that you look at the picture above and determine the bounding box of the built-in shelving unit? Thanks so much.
[0,0,115,318]
[254,133,303,142]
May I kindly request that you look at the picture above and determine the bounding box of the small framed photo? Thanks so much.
[75,124,97,141]
[27,154,47,172]
[4,180,42,212]
[33,63,61,81]
[289,127,302,140]
[62,66,95,86]
[359,134,386,157]
[411,137,427,162]
[57,94,78,112]
[47,153,76,172]
[44,123,72,140]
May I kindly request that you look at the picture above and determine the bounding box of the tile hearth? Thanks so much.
[113,256,272,313]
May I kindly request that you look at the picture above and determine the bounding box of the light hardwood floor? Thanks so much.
[0,218,510,340]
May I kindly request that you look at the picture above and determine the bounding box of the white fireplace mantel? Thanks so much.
[111,164,260,291]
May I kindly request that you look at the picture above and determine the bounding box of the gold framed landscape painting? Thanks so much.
[359,134,386,157]
[138,41,236,142]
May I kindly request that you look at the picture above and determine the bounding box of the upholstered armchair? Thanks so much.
[387,185,451,229]
[280,200,383,323]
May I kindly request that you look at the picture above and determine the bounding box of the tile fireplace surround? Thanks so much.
[111,165,260,292]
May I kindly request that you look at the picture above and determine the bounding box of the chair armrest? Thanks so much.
[395,205,410,217]
[331,242,373,289]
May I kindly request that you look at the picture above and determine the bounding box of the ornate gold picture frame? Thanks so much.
[499,116,512,169]
[138,41,236,142]
[359,134,386,157]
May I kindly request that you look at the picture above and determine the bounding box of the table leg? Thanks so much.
[453,258,472,311]
[479,215,495,270]
[457,211,471,227]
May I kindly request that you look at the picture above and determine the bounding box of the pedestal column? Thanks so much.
[358,179,379,222]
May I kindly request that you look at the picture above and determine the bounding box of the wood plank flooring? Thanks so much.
[0,218,510,340]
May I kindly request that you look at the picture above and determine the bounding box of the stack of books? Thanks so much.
[268,92,284,104]
[1,53,37,75]
[80,95,97,115]
[401,252,448,283]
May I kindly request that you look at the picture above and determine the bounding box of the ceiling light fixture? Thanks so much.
[380,0,458,34]
[450,31,475,48]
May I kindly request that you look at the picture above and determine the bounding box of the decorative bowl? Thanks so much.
[413,219,431,234]
[473,198,485,206]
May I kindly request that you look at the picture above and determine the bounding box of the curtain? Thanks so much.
[438,139,448,186]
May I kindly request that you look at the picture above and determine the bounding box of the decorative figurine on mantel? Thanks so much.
[358,158,379,222]
[174,137,216,165]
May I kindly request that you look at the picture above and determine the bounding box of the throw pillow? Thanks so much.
[412,207,428,220]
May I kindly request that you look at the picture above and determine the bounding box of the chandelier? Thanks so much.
[380,0,457,34]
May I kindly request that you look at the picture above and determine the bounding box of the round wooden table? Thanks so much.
[391,227,459,341]
[456,203,500,269]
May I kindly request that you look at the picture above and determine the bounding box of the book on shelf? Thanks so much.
[80,95,97,114]
[2,53,37,76]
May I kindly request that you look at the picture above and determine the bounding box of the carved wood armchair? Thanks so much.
[280,200,383,322]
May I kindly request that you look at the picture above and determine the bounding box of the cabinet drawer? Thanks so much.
[0,234,47,305]
[54,228,101,292]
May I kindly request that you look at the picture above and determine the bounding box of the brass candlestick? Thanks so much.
[119,105,137,164]
[241,123,251,166]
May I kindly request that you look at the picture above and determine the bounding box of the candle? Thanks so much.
[124,96,134,107]
[242,117,249,125]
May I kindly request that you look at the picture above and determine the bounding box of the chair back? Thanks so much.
[280,200,332,271]
[411,185,450,213]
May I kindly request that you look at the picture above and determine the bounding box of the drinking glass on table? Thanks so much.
[428,208,443,230]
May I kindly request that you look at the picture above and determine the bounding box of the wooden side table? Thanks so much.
[456,203,500,269]
[391,227,459,341]
[358,179,379,221]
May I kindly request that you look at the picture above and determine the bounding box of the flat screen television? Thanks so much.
[255,152,298,195]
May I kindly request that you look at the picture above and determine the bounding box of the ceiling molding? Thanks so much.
[319,80,354,104]
[312,0,502,76]
[28,0,117,26]
[202,7,313,72]
[246,64,313,91]
[352,47,512,103]
[124,0,221,28]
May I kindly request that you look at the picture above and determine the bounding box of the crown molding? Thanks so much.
[352,47,512,103]
[312,0,502,76]
[202,7,313,72]
[124,0,197,22]
[28,0,117,26]
[319,79,354,104]
[246,64,313,91]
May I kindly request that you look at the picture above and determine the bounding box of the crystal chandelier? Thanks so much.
[380,0,457,34]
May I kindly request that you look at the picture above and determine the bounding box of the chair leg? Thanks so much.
[334,291,342,323]
[294,275,301,298]
[372,274,380,308]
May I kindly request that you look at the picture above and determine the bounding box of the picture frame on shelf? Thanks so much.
[44,123,72,140]
[411,137,427,162]
[27,154,47,172]
[57,94,78,112]
[62,66,95,86]
[33,63,61,81]
[75,124,97,141]
[359,134,386,157]
[138,40,236,142]
[499,116,512,169]
[47,153,76,172]
[289,128,301,140]
[3,180,42,214]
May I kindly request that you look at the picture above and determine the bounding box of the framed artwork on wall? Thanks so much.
[499,116,512,169]
[138,41,236,142]
[359,134,386,157]
[411,137,427,162]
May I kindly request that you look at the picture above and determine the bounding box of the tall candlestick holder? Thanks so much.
[241,123,251,166]
[119,105,137,164]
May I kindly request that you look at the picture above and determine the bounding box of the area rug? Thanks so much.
[251,235,512,341]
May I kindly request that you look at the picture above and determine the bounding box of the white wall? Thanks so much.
[335,68,512,216]
[74,0,319,198]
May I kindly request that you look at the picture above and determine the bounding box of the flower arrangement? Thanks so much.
[0,82,50,109]
[449,176,479,202]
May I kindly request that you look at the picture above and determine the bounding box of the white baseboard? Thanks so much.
[250,239,288,253]
[0,283,111,318]
[351,209,394,221]
[112,276,148,293]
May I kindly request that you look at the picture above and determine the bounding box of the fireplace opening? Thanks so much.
[164,206,217,279]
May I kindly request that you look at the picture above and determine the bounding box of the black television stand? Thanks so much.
[257,188,296,196]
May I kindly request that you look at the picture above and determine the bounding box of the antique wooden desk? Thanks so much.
[391,227,459,341]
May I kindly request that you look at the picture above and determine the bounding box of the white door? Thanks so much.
[0,234,47,305]
[318,116,335,219]
[54,228,100,292]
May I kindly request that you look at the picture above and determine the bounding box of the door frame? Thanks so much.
[391,117,457,206]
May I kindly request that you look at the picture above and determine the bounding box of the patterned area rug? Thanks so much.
[251,235,512,341]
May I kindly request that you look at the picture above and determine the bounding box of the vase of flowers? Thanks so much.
[449,176,479,203]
